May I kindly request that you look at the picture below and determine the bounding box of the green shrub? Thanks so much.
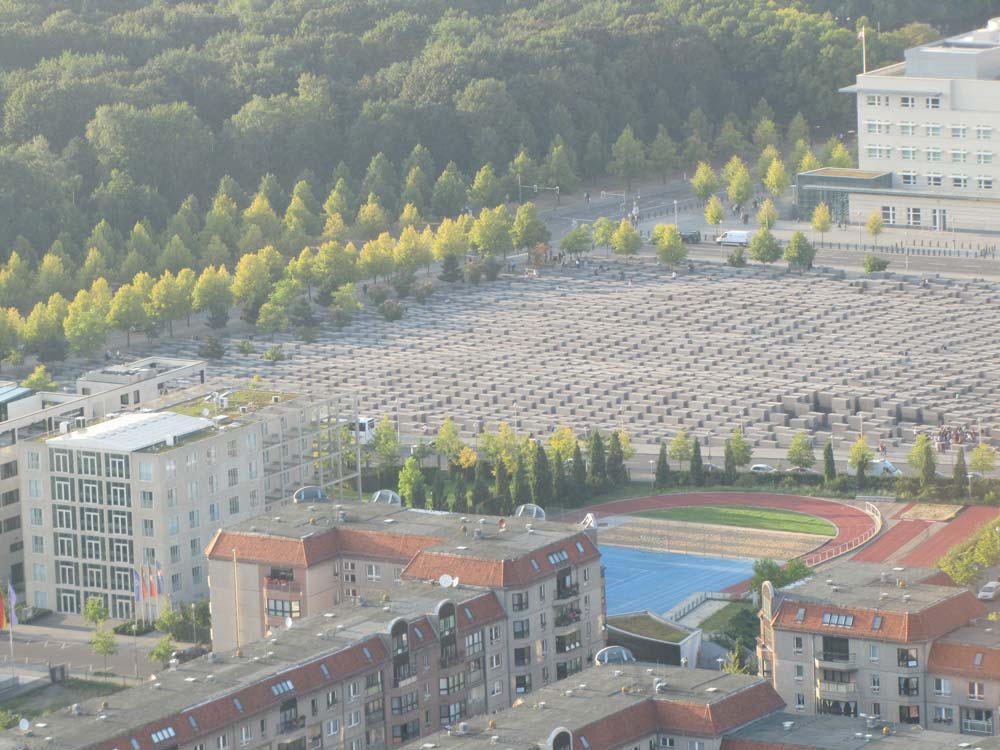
[483,256,502,281]
[236,340,255,355]
[863,252,889,274]
[113,619,156,636]
[727,247,746,267]
[413,282,435,304]
[261,345,285,362]
[368,286,391,305]
[377,300,404,321]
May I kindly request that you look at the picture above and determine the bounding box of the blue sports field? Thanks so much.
[600,545,755,615]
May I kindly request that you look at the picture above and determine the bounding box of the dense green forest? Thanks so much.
[0,0,996,366]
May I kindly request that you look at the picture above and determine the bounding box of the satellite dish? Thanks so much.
[451,576,460,588]
[439,574,453,588]
[18,719,29,732]
[284,617,293,629]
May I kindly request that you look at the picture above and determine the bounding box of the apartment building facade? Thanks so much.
[22,388,359,618]
[0,357,207,593]
[757,566,997,736]
[205,503,605,697]
[801,19,1000,231]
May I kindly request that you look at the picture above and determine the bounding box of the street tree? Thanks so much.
[786,432,816,470]
[848,436,874,490]
[652,224,686,268]
[648,125,678,183]
[764,157,790,198]
[909,433,936,488]
[610,220,641,262]
[356,193,389,239]
[690,162,719,202]
[529,441,553,507]
[866,210,884,240]
[469,206,514,257]
[232,253,272,323]
[970,443,998,474]
[756,198,777,229]
[431,161,468,218]
[149,635,175,669]
[690,441,704,486]
[21,364,56,390]
[91,625,117,673]
[705,195,724,236]
[432,218,469,264]
[726,162,753,207]
[192,265,233,329]
[592,217,615,254]
[84,595,109,625]
[469,164,504,210]
[510,203,550,250]
[668,430,692,469]
[783,231,816,272]
[0,308,22,371]
[823,440,836,483]
[811,202,832,245]
[586,430,607,492]
[729,429,752,468]
[397,457,426,508]
[749,229,781,265]
[609,125,647,191]
[434,416,465,472]
[64,286,110,355]
[606,431,627,486]
[560,224,592,256]
[654,442,671,488]
[371,415,400,483]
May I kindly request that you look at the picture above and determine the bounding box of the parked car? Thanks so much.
[679,230,701,244]
[172,645,209,663]
[846,459,903,478]
[704,462,724,473]
[750,464,778,474]
[978,581,1000,600]
[715,230,753,247]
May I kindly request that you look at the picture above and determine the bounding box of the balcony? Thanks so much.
[818,681,858,697]
[366,683,383,697]
[439,649,464,670]
[266,578,301,593]
[962,718,994,736]
[554,607,582,629]
[277,716,306,735]
[814,652,855,669]
[555,583,579,601]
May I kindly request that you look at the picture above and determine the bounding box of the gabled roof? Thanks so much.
[770,590,983,643]
[928,641,1000,680]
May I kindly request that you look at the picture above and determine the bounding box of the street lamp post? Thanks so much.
[649,459,655,489]
[673,199,678,226]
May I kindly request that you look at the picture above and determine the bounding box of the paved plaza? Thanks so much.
[120,260,1000,456]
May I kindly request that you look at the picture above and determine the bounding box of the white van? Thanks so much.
[349,416,377,445]
[846,458,903,478]
[716,230,753,247]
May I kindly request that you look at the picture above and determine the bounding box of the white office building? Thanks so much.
[801,19,1000,231]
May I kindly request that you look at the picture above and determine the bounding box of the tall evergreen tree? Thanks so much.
[472,459,492,513]
[954,447,968,495]
[690,441,704,487]
[431,471,446,511]
[654,441,671,489]
[493,460,511,515]
[606,431,627,486]
[823,440,837,484]
[723,440,737,485]
[553,456,572,509]
[512,456,531,511]
[586,430,607,492]
[571,443,588,503]
[529,442,553,507]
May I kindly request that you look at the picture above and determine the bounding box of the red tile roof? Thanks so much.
[721,740,816,750]
[770,590,984,643]
[205,527,440,567]
[402,533,600,588]
[457,592,505,631]
[928,641,1000,680]
[575,681,784,750]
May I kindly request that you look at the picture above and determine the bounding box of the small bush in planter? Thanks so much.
[262,345,286,362]
[236,340,255,355]
[413,283,435,304]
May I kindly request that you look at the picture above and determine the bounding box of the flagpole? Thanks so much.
[861,26,868,74]
[7,582,15,682]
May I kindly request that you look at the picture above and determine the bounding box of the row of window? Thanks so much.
[48,560,195,592]
[897,172,994,189]
[865,119,993,139]
[865,94,943,110]
[868,145,995,163]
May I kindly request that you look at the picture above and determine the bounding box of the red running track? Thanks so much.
[899,505,1000,568]
[564,492,876,560]
[851,519,931,563]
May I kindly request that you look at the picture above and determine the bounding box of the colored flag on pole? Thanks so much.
[134,569,142,601]
[0,588,6,631]
[149,566,157,598]
[140,566,148,600]
[156,562,165,594]
[7,583,16,627]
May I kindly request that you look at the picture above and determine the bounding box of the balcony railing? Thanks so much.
[555,583,579,601]
[962,718,994,736]
[815,652,855,665]
[554,608,582,628]
[818,681,858,696]
[266,578,301,593]
[439,649,464,669]
[277,716,305,735]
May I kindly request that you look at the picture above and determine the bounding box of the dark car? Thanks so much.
[679,230,701,244]
[172,645,209,664]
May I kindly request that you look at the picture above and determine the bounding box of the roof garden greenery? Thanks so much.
[607,613,688,643]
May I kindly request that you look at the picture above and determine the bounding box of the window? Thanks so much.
[217,735,229,750]
[240,726,252,746]
[227,468,239,487]
[490,652,502,670]
[325,720,340,737]
[978,176,994,190]
[513,619,530,639]
[687,743,704,750]
[952,149,968,163]
[32,563,46,582]
[820,612,854,627]
[140,490,153,509]
[794,664,804,681]
[227,440,237,458]
[795,693,805,710]
[166,488,177,507]
[866,145,891,159]
[27,480,40,499]
[187,481,199,502]
[897,648,918,667]
[515,674,531,694]
[953,174,969,188]
[491,679,503,696]
[512,592,529,612]
[391,691,419,715]
[169,545,181,564]
[209,503,220,522]
[228,497,240,515]
[866,94,889,107]
[793,636,803,654]
[327,689,338,708]
[151,728,176,744]
[465,631,483,656]
[977,126,993,140]
[489,624,501,642]
[171,573,181,592]
[974,652,984,666]
[925,97,940,109]
[107,455,127,478]
[168,516,179,535]
[868,645,879,663]
[934,678,951,696]
[900,147,916,160]
[266,599,301,618]
[2,516,19,533]
[31,536,43,554]
[951,124,967,138]
[26,452,39,470]
[900,121,916,135]
[347,710,360,728]
[901,171,917,186]
[906,207,921,226]
[881,206,896,224]
[925,124,942,137]
[439,673,466,696]
[108,484,129,507]
[439,700,465,725]
[925,147,942,161]
[900,96,915,108]
[189,510,200,529]
[54,479,71,501]
[898,677,919,696]
[366,563,381,581]
[138,462,152,481]
[933,706,953,725]
[969,681,985,700]
[899,706,920,725]
[977,151,993,165]
[871,673,880,693]
[927,173,942,186]
[190,537,201,557]
[142,519,154,538]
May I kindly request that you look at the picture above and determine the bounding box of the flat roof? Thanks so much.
[45,411,213,452]
[801,167,890,180]
[728,711,1000,749]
